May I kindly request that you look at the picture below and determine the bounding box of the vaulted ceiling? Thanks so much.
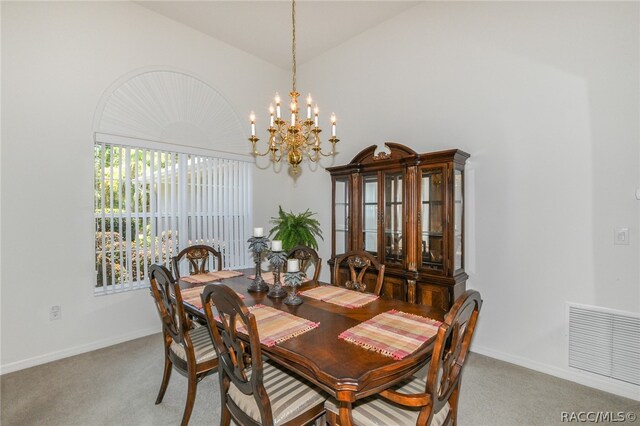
[136,1,420,69]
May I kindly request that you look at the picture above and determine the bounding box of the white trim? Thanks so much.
[94,132,251,162]
[471,345,640,401]
[0,327,159,375]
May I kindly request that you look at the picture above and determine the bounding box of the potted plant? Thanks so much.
[268,206,323,251]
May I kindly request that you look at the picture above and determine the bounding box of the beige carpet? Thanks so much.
[1,333,637,425]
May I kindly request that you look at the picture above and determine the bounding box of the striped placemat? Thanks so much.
[339,310,442,360]
[180,285,245,310]
[235,305,319,347]
[181,270,244,284]
[300,286,378,309]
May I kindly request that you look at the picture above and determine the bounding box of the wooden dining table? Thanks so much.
[180,269,445,426]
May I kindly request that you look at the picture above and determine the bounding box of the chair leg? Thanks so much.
[181,368,198,426]
[155,356,173,404]
[326,410,339,426]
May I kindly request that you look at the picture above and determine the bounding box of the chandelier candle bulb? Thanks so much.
[254,227,264,237]
[269,105,275,127]
[250,112,256,136]
[271,240,283,252]
[314,105,319,127]
[275,93,281,118]
[331,113,336,137]
[307,94,312,119]
[287,259,300,273]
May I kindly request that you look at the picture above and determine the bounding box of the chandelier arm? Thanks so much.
[271,149,283,163]
[252,144,274,157]
[315,148,336,158]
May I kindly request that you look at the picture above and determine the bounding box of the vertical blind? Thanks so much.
[94,142,252,295]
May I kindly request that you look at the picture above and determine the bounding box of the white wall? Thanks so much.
[295,2,640,398]
[0,1,290,372]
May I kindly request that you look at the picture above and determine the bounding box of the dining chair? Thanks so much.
[172,244,223,279]
[200,283,326,426]
[332,250,385,296]
[286,244,321,285]
[324,289,482,426]
[148,264,218,426]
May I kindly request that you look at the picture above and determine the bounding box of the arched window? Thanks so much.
[93,70,251,294]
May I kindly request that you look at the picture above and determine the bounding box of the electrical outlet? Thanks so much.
[50,305,61,321]
[614,227,630,245]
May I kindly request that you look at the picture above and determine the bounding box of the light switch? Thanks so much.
[614,227,629,245]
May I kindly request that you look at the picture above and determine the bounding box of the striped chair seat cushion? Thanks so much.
[325,375,450,426]
[227,360,326,425]
[169,324,217,363]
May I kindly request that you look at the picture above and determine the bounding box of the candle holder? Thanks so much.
[267,251,288,299]
[283,270,305,306]
[247,236,270,293]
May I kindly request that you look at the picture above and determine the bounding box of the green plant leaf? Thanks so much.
[268,205,324,251]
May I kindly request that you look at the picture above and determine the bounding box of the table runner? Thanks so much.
[220,304,319,347]
[246,274,315,286]
[339,310,442,360]
[180,285,245,310]
[246,274,276,285]
[300,286,378,309]
[181,270,244,284]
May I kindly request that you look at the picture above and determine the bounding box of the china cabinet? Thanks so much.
[327,143,469,311]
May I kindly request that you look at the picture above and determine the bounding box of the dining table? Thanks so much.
[179,269,445,426]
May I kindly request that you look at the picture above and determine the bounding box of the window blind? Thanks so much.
[94,142,252,295]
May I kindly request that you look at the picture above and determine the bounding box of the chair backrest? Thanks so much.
[422,290,482,425]
[200,284,273,426]
[332,250,385,296]
[287,245,321,285]
[148,264,190,345]
[172,244,223,279]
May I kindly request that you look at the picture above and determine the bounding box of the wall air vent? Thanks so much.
[568,303,640,386]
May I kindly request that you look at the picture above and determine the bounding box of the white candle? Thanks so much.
[275,93,281,118]
[250,111,256,136]
[314,105,319,127]
[269,104,275,127]
[287,259,299,272]
[290,102,296,126]
[271,240,282,251]
[253,227,264,237]
[306,94,312,119]
[330,113,336,137]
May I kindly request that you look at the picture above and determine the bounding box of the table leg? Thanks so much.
[338,400,354,426]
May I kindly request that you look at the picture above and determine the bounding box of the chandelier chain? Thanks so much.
[292,0,296,93]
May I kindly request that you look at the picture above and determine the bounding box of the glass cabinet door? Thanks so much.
[334,177,350,256]
[453,169,463,271]
[420,167,445,271]
[384,172,404,264]
[362,174,378,255]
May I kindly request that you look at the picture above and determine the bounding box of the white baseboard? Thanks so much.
[472,345,640,401]
[0,327,159,375]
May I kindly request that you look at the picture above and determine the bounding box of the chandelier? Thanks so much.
[249,0,338,174]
